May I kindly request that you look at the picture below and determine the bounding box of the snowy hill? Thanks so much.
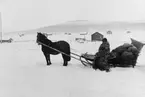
[4,20,145,36]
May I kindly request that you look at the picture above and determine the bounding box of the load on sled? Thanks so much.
[80,38,145,68]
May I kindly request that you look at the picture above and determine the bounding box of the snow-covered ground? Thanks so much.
[1,32,145,97]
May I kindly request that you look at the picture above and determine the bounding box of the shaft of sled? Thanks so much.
[71,52,81,57]
[38,42,89,64]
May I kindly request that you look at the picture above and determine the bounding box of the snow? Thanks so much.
[0,32,145,97]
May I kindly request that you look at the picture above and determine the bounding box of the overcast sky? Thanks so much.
[0,0,145,32]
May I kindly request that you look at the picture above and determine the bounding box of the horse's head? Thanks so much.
[36,32,53,46]
[36,32,48,45]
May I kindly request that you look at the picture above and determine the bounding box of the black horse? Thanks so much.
[36,32,71,66]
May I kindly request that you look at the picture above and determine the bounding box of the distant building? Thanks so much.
[47,33,53,36]
[65,32,71,35]
[107,30,112,34]
[19,33,25,37]
[91,32,104,41]
[80,32,88,35]
[127,31,131,34]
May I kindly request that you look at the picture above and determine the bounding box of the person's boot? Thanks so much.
[106,69,110,72]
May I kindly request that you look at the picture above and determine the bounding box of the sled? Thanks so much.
[80,53,95,66]
[80,38,145,67]
[0,38,13,43]
[130,38,145,52]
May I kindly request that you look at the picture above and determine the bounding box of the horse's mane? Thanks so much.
[37,32,53,45]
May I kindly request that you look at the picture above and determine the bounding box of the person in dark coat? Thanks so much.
[93,38,110,72]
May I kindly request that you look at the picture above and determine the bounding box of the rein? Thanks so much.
[37,41,89,65]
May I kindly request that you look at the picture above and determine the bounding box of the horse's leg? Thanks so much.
[47,54,51,65]
[63,61,68,66]
[43,52,51,65]
[62,54,68,66]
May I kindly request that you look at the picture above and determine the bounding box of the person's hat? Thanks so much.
[102,38,107,42]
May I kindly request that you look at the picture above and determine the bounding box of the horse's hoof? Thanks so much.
[47,63,51,65]
[106,69,110,72]
[63,62,68,66]
[93,67,97,70]
[63,64,68,66]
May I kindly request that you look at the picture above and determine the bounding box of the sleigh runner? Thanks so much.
[80,53,95,66]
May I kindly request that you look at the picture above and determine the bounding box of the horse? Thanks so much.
[36,32,71,66]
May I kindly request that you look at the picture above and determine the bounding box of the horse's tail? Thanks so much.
[65,43,71,61]
[62,41,71,61]
[68,45,71,61]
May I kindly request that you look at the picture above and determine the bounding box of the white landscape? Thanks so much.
[0,31,145,97]
[1,0,145,96]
